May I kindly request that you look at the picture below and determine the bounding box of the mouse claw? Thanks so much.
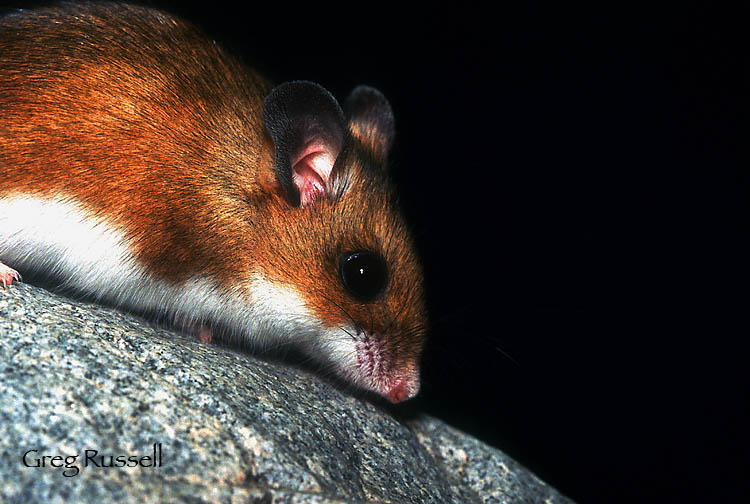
[0,262,22,288]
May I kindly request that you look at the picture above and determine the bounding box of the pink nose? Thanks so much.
[387,376,419,403]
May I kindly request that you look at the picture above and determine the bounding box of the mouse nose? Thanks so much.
[387,374,420,403]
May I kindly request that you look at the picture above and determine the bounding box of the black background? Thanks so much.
[2,2,744,503]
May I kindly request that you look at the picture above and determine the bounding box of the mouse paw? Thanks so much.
[196,325,213,344]
[0,262,22,288]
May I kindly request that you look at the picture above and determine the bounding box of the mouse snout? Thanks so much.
[387,372,420,404]
[325,325,422,403]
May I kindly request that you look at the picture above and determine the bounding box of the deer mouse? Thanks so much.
[0,2,427,403]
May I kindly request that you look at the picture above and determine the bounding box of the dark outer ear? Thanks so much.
[344,85,395,166]
[262,81,346,207]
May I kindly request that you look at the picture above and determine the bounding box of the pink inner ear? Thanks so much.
[291,142,337,206]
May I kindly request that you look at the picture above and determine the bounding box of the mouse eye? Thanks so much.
[339,251,388,302]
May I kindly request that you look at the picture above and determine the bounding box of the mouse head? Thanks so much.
[257,81,427,403]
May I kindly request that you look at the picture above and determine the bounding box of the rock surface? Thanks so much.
[0,282,573,503]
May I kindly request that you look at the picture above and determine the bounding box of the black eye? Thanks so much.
[339,251,388,302]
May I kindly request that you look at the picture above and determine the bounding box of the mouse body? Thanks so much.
[0,2,426,403]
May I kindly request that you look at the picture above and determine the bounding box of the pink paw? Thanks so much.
[0,262,22,288]
[196,325,213,344]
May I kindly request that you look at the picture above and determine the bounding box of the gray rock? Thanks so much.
[0,282,573,503]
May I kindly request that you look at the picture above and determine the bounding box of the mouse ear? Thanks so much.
[263,81,346,207]
[344,86,395,166]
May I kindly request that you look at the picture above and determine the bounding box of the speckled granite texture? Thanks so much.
[0,283,573,503]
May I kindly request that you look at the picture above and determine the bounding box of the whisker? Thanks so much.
[339,325,357,341]
[384,214,398,256]
[493,344,520,367]
[313,287,360,331]
[385,296,410,334]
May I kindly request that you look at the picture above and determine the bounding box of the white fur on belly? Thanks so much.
[0,195,138,295]
[0,195,232,329]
